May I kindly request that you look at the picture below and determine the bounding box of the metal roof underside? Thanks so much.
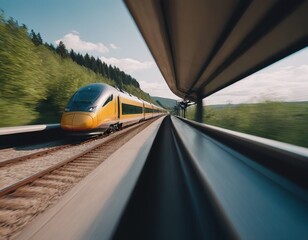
[124,0,308,101]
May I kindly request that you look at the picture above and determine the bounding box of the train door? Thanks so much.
[113,94,117,120]
[117,96,120,119]
[143,102,145,119]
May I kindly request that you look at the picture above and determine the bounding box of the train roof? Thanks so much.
[78,83,114,93]
[77,83,166,111]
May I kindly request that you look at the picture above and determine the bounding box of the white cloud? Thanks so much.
[55,32,109,53]
[110,43,119,50]
[100,56,154,73]
[204,65,308,105]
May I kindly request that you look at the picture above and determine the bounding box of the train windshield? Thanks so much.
[66,89,101,111]
[73,89,101,103]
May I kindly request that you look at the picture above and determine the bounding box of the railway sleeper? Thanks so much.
[0,226,11,238]
[11,186,57,198]
[71,159,99,164]
[76,156,99,161]
[56,167,84,173]
[0,209,24,224]
[68,162,98,166]
[0,197,39,210]
[53,169,83,178]
[31,179,68,189]
[66,164,95,170]
[42,175,76,183]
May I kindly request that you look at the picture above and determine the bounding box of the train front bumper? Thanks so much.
[61,112,97,131]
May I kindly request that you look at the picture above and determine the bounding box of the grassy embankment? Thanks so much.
[186,101,308,148]
[0,16,153,127]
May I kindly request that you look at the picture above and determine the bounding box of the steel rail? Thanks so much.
[0,143,71,167]
[0,131,120,168]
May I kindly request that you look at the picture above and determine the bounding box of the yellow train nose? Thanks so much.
[61,112,96,131]
[73,113,93,128]
[61,113,74,126]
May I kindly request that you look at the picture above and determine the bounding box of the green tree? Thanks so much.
[0,17,46,125]
[56,41,68,58]
[84,53,91,68]
[30,29,43,46]
[69,49,77,61]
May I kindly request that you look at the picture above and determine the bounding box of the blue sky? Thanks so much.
[0,0,307,103]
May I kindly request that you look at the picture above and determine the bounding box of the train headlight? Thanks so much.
[88,106,97,112]
[64,107,70,112]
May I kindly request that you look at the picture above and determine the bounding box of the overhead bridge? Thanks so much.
[18,116,308,239]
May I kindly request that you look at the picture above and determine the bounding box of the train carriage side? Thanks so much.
[152,104,166,117]
[95,90,120,131]
[144,102,153,119]
[118,93,144,127]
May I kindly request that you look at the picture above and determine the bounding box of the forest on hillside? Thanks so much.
[0,13,153,127]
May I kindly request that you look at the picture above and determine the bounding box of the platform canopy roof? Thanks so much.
[124,0,308,101]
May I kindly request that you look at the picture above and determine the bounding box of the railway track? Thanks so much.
[13,116,307,240]
[0,122,138,168]
[0,119,156,239]
[0,140,75,168]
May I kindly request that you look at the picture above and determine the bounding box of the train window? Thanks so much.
[103,95,113,107]
[145,108,153,113]
[122,103,143,114]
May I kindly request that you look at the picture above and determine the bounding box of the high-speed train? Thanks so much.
[61,83,167,135]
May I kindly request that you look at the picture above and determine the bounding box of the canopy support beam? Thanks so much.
[195,97,203,123]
